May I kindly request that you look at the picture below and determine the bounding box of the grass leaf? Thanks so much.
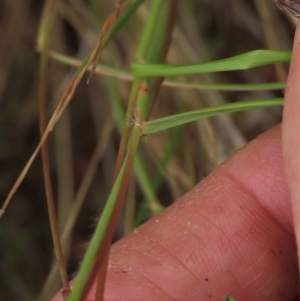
[143,98,284,135]
[131,50,291,77]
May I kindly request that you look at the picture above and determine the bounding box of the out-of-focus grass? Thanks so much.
[0,0,295,300]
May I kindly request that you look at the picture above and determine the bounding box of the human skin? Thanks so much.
[283,19,300,269]
[53,21,300,301]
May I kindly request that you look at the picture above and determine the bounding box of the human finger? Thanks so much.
[54,125,298,301]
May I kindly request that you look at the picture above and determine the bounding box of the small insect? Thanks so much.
[274,0,300,17]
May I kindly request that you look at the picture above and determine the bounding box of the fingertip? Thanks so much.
[282,20,300,260]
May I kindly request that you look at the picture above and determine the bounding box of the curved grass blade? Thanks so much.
[131,50,291,77]
[163,81,286,91]
[142,98,284,135]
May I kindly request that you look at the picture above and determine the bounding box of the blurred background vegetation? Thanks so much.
[0,0,296,300]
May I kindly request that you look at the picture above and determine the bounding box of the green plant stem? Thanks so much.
[67,1,168,295]
[114,79,142,179]
[106,77,163,216]
[90,2,178,300]
[114,0,169,179]
[67,154,129,301]
[67,125,142,301]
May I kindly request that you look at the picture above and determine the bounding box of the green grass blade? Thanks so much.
[67,156,128,301]
[131,50,291,77]
[49,51,286,91]
[143,98,284,135]
[134,0,165,60]
[164,81,286,91]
